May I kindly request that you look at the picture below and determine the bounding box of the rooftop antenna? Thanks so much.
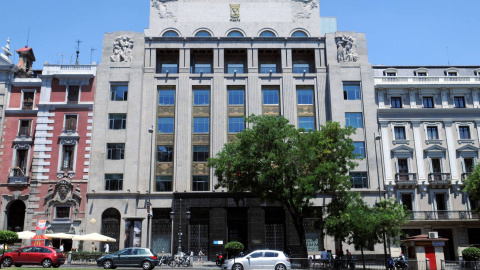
[90,48,97,64]
[26,27,30,47]
[446,46,450,65]
[75,39,82,65]
[56,53,64,65]
[69,54,74,65]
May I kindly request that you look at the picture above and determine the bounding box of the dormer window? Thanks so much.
[386,72,396,77]
[444,68,459,77]
[384,68,398,77]
[414,68,429,76]
[448,72,457,77]
[67,85,79,104]
[417,72,427,76]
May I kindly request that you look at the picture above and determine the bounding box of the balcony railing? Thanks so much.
[22,102,33,110]
[375,76,480,84]
[395,173,417,182]
[428,173,451,182]
[18,127,30,137]
[160,64,178,74]
[191,65,212,74]
[260,64,278,74]
[409,211,479,220]
[293,64,310,74]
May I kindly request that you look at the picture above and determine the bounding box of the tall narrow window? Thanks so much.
[105,174,123,191]
[155,176,172,192]
[14,150,28,176]
[459,126,471,139]
[398,159,409,180]
[394,127,406,140]
[158,90,175,105]
[353,142,365,158]
[427,126,439,140]
[297,90,313,105]
[423,97,434,108]
[192,176,209,191]
[62,145,75,170]
[110,84,128,101]
[193,118,209,133]
[464,158,474,173]
[343,82,361,100]
[193,146,209,162]
[67,86,80,104]
[157,146,174,162]
[435,194,447,210]
[109,114,127,130]
[65,115,78,131]
[18,120,31,137]
[193,90,210,106]
[401,194,413,211]
[345,113,363,128]
[107,143,125,160]
[391,97,402,108]
[263,90,279,105]
[454,96,465,108]
[22,92,34,110]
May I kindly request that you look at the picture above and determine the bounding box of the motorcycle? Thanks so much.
[394,257,409,270]
[158,254,170,266]
[387,257,395,270]
[174,252,191,267]
[216,252,226,267]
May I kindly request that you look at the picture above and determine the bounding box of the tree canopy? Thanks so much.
[0,230,18,268]
[208,115,358,257]
[464,164,480,213]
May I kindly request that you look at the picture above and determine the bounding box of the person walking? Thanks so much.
[197,250,204,264]
[59,243,64,252]
[104,243,109,254]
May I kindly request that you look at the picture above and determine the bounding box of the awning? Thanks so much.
[16,231,36,240]
[72,233,116,242]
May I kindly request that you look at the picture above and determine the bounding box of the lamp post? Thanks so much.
[374,133,388,269]
[146,126,154,248]
[170,199,191,254]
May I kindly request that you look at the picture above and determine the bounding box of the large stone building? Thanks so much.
[86,0,380,258]
[373,66,480,260]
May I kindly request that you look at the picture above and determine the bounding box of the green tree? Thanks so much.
[464,164,480,213]
[0,230,18,269]
[225,241,244,257]
[208,115,357,258]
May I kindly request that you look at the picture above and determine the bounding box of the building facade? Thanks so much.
[0,46,96,250]
[86,0,381,258]
[373,66,480,260]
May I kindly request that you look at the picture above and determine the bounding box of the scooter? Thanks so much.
[394,257,409,270]
[216,252,226,267]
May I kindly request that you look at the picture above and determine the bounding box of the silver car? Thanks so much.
[221,250,291,270]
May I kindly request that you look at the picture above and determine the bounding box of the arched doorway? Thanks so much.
[101,208,121,252]
[7,200,26,232]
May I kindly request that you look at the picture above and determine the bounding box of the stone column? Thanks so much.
[412,121,426,181]
[380,122,393,181]
[444,121,459,181]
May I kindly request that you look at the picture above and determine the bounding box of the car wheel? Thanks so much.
[2,257,13,267]
[142,260,152,270]
[42,258,53,268]
[275,264,286,270]
[103,260,113,269]
[52,264,60,268]
[232,263,243,270]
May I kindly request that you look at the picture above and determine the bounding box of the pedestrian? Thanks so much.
[92,242,96,252]
[321,249,328,267]
[104,243,109,254]
[197,250,204,264]
[59,243,64,252]
[327,250,333,268]
[48,242,53,248]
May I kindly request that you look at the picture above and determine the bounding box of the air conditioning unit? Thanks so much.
[428,231,438,239]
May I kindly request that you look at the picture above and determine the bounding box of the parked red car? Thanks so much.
[1,246,65,268]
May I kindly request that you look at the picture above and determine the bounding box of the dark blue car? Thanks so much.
[97,248,159,270]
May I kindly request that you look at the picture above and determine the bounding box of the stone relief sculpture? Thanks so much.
[151,0,178,22]
[110,35,134,63]
[293,0,318,22]
[336,35,359,63]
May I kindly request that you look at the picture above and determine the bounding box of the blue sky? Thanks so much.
[1,0,479,69]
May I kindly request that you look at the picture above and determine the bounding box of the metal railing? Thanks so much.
[409,210,478,220]
[395,173,417,182]
[22,102,33,110]
[290,259,429,270]
[375,76,480,84]
[260,64,278,74]
[192,65,212,74]
[17,127,30,137]
[444,260,480,269]
[428,173,451,182]
[160,65,178,74]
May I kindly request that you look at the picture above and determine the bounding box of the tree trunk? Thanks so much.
[361,246,365,270]
[290,213,309,262]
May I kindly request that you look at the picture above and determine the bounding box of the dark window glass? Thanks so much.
[193,146,209,162]
[417,72,427,76]
[192,176,209,191]
[62,145,74,170]
[55,207,70,219]
[423,97,434,108]
[67,85,79,104]
[391,97,402,108]
[260,31,275,37]
[353,142,365,158]
[157,146,174,162]
[110,85,128,101]
[448,72,457,76]
[297,90,313,105]
[298,117,314,131]
[291,31,307,37]
[427,127,439,140]
[109,114,127,130]
[386,73,396,76]
[18,120,31,137]
[155,176,172,192]
[401,194,413,211]
[228,31,243,37]
[345,113,363,128]
[158,118,174,133]
[465,158,474,173]
[105,174,123,191]
[163,31,179,37]
[459,126,471,139]
[263,90,279,105]
[228,90,245,105]
[343,82,361,100]
[159,90,175,105]
[22,92,34,110]
[107,143,125,160]
[193,118,209,133]
[229,117,245,133]
[195,31,211,37]
[454,96,465,108]
[394,127,406,140]
[65,115,78,131]
[350,172,368,188]
[193,90,210,105]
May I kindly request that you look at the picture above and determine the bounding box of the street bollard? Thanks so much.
[67,251,72,265]
[441,259,445,270]
[426,258,430,270]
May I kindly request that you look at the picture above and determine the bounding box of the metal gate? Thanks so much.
[101,208,121,252]
[152,219,172,254]
[189,224,209,254]
[265,223,285,250]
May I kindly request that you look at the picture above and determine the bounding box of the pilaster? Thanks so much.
[444,121,459,181]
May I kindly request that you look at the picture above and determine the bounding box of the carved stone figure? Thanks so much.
[293,0,318,22]
[2,37,12,58]
[335,35,359,63]
[151,0,178,22]
[110,35,134,63]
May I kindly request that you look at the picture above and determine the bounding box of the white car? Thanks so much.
[221,250,291,270]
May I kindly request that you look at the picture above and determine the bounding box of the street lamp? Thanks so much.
[374,133,388,269]
[170,199,191,254]
[146,126,154,248]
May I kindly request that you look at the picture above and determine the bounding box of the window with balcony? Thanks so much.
[55,206,71,219]
[259,49,281,74]
[350,172,367,188]
[62,145,74,171]
[228,89,245,105]
[345,113,363,128]
[65,115,78,131]
[67,85,79,104]
[459,126,471,139]
[158,118,174,134]
[298,117,315,131]
[353,142,365,158]
[157,146,174,162]
[110,84,128,101]
[107,143,125,160]
[423,97,434,108]
[454,96,465,108]
[109,114,127,130]
[292,49,314,73]
[343,82,361,100]
[401,194,413,211]
[18,120,31,137]
[427,126,439,140]
[156,49,179,74]
[155,176,172,192]
[193,118,209,133]
[22,92,34,110]
[158,90,175,105]
[192,176,209,191]
[391,97,402,108]
[191,49,213,74]
[229,117,245,133]
[193,146,209,162]
[394,127,406,140]
[463,158,474,181]
[263,89,279,105]
[397,159,409,181]
[105,174,123,191]
[435,193,447,211]
[225,49,247,74]
[429,158,446,181]
[193,90,210,106]
[297,89,313,105]
[13,149,28,176]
